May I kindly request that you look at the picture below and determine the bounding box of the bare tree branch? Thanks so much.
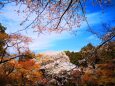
[0,54,27,64]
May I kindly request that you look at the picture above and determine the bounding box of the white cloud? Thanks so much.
[88,35,96,40]
[79,12,102,29]
[29,32,72,51]
[86,34,101,43]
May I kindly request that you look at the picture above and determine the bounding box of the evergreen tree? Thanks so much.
[0,23,7,57]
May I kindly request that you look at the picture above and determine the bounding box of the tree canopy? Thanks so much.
[0,0,112,33]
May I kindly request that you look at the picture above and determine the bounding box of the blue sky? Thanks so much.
[0,0,115,53]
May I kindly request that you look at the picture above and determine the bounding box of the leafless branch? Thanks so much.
[0,54,27,64]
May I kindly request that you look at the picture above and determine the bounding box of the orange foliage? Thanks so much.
[81,73,97,85]
[0,58,42,85]
[18,59,39,70]
[15,59,42,83]
[0,33,8,40]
